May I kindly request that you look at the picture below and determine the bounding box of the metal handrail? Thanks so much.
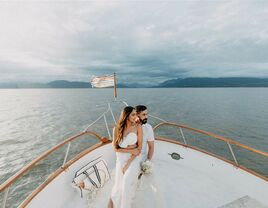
[19,142,111,208]
[0,131,104,193]
[0,99,127,194]
[153,122,268,158]
[155,135,268,182]
[0,99,127,207]
[153,122,268,182]
[62,142,71,168]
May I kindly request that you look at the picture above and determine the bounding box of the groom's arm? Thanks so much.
[147,141,154,160]
[147,125,155,161]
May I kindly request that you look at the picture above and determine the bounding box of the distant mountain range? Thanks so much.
[0,80,134,88]
[156,77,268,88]
[0,80,89,88]
[1,77,268,88]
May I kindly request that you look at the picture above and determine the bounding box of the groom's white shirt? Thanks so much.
[141,123,155,160]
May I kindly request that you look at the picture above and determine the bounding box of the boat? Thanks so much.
[1,76,268,208]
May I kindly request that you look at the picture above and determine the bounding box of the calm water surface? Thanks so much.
[0,88,268,190]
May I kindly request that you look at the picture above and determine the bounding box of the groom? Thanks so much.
[135,105,155,161]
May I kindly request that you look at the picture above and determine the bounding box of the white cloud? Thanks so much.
[0,1,268,83]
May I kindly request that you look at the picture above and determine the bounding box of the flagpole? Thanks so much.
[114,72,117,100]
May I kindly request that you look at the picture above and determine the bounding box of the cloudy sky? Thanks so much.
[0,0,268,84]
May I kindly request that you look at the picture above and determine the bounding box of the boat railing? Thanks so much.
[152,121,268,182]
[1,101,267,207]
[0,131,111,208]
[0,100,125,208]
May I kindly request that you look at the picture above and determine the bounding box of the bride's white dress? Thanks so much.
[133,162,166,208]
[110,132,141,208]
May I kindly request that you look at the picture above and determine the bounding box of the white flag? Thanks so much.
[90,75,114,88]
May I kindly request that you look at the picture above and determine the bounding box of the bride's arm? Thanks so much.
[112,127,139,155]
[122,125,143,174]
[115,146,140,155]
[122,154,136,174]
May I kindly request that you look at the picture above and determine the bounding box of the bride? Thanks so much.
[108,106,143,208]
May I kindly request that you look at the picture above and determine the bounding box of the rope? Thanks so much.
[83,99,128,132]
[84,100,168,139]
[148,114,167,122]
[83,109,109,132]
[108,103,116,124]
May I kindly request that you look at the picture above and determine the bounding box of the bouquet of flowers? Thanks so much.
[138,160,153,179]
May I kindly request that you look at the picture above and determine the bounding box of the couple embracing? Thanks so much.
[108,105,155,208]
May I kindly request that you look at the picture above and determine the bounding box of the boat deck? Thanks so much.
[26,140,268,208]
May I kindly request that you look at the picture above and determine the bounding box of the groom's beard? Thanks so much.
[140,118,147,124]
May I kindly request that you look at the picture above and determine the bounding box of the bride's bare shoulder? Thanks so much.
[135,123,142,131]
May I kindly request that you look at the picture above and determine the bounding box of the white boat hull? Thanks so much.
[24,140,268,208]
